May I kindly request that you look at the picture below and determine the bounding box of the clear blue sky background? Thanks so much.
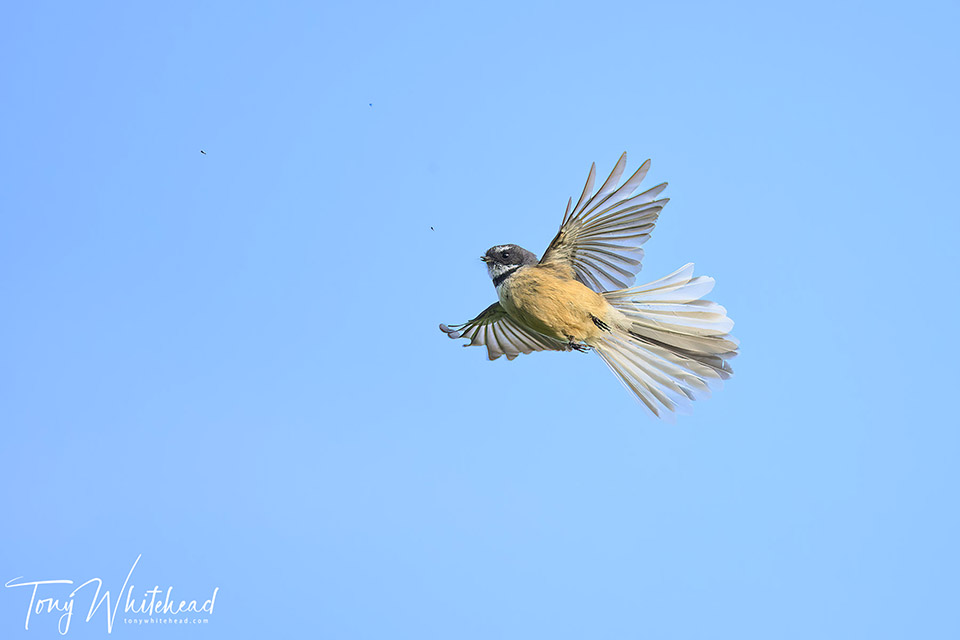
[2,1,958,638]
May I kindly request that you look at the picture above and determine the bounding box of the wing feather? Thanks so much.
[569,163,597,224]
[540,153,668,292]
[439,302,568,361]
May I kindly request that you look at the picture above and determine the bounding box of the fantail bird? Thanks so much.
[439,153,738,418]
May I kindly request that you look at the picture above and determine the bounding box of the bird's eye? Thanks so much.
[501,251,509,259]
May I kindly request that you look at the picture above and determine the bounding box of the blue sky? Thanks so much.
[1,1,958,638]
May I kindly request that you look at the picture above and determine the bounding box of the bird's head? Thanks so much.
[481,244,537,286]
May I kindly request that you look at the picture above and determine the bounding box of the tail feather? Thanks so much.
[594,263,738,418]
[595,333,694,418]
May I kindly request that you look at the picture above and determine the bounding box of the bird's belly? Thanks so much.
[498,269,607,343]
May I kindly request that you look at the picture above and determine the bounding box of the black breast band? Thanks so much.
[493,266,521,288]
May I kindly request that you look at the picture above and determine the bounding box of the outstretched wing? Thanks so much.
[439,302,567,361]
[539,152,669,292]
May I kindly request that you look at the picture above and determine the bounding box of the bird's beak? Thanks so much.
[480,256,491,263]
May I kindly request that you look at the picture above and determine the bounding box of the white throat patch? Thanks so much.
[487,261,519,281]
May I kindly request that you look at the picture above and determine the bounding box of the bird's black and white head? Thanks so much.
[481,244,537,288]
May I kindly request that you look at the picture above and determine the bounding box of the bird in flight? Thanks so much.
[439,153,738,418]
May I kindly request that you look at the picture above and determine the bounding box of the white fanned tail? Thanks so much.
[593,263,738,419]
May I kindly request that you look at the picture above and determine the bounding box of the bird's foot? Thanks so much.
[566,338,591,353]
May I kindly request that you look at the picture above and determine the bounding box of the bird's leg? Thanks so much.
[566,336,591,352]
